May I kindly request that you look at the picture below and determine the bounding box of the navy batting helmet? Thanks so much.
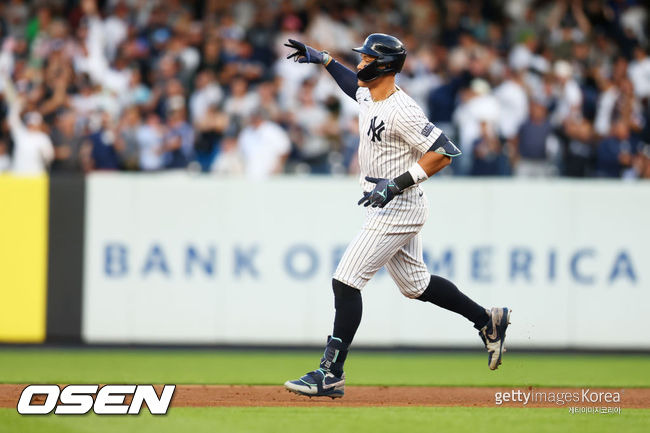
[352,33,407,82]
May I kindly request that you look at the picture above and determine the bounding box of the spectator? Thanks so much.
[147,56,181,118]
[87,111,122,171]
[341,117,360,175]
[546,0,592,59]
[594,75,643,139]
[563,115,595,177]
[163,96,194,169]
[256,80,282,123]
[212,136,245,176]
[3,76,53,175]
[398,45,441,113]
[636,144,650,179]
[428,55,471,135]
[136,112,165,171]
[116,106,141,170]
[508,31,538,72]
[550,60,582,126]
[50,110,84,172]
[78,6,131,96]
[453,78,500,175]
[289,79,332,174]
[119,69,151,109]
[238,109,290,180]
[199,37,224,76]
[471,121,508,176]
[223,75,258,131]
[69,75,102,124]
[40,51,72,124]
[194,103,229,172]
[160,78,186,121]
[0,0,647,181]
[511,100,556,177]
[596,120,635,178]
[167,34,201,87]
[102,2,129,62]
[628,46,650,99]
[493,67,528,141]
[189,70,223,124]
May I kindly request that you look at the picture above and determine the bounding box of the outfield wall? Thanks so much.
[78,173,649,349]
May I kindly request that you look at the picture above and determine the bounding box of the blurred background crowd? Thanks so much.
[0,0,649,179]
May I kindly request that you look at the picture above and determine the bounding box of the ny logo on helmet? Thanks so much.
[367,116,385,142]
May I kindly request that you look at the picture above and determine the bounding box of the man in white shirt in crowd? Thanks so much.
[136,112,166,171]
[9,111,54,175]
[223,76,259,127]
[189,70,223,124]
[550,60,582,126]
[238,108,290,180]
[3,74,54,175]
[452,78,500,175]
[493,67,529,142]
[628,46,650,99]
[290,78,331,173]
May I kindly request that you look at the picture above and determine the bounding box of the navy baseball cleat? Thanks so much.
[284,368,345,398]
[479,307,511,370]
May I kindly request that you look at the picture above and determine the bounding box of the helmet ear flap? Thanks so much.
[392,54,406,73]
[357,57,403,82]
[357,59,382,82]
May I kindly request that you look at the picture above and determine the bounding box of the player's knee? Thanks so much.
[332,278,361,299]
[399,285,426,299]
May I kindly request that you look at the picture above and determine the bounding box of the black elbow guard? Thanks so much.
[428,133,462,157]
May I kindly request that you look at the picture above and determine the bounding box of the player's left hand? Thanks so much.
[284,39,325,64]
[358,176,402,208]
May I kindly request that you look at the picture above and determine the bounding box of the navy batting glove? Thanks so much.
[284,39,326,64]
[357,176,402,208]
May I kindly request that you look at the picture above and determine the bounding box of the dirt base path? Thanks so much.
[1,384,648,408]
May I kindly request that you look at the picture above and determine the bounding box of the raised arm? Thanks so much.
[2,73,26,135]
[324,59,358,100]
[285,39,358,100]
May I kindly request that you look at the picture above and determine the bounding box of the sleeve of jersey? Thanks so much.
[395,108,462,157]
[355,87,370,104]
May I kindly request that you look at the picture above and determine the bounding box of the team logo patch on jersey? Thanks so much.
[421,122,434,137]
[367,116,386,142]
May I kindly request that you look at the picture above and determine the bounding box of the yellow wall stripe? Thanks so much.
[0,175,49,342]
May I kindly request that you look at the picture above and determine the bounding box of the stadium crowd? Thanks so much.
[0,0,649,179]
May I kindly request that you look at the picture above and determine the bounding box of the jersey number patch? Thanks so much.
[367,116,385,142]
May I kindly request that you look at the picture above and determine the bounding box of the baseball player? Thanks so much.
[283,34,511,399]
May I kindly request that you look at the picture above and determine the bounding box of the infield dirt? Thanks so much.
[1,385,649,408]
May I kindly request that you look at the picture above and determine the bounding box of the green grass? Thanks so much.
[1,348,649,387]
[1,350,648,433]
[1,407,648,433]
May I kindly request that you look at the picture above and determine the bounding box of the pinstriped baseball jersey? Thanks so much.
[355,86,446,192]
[333,86,454,296]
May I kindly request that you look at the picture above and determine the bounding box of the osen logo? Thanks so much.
[17,384,176,415]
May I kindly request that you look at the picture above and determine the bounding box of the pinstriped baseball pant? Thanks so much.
[333,187,430,298]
